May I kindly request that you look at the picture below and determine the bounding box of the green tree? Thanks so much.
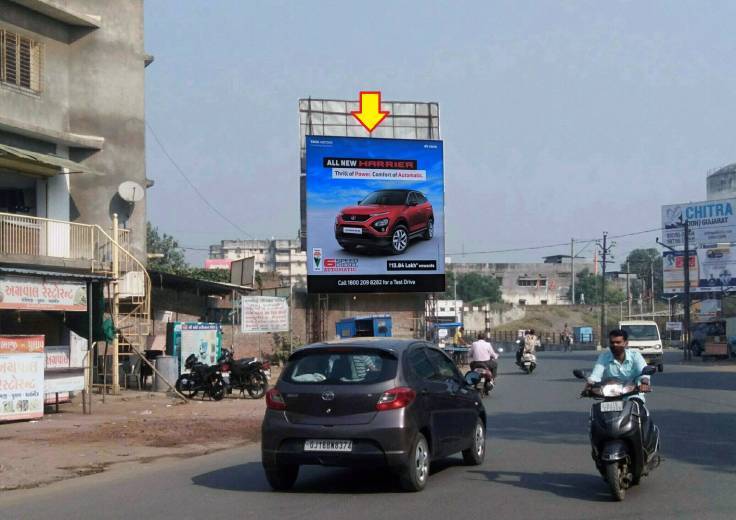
[146,222,186,273]
[623,248,663,300]
[569,268,625,304]
[457,272,502,304]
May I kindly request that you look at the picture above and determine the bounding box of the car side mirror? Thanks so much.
[464,371,481,386]
[641,365,657,376]
[572,369,589,380]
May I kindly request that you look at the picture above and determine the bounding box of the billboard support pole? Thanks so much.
[683,220,691,361]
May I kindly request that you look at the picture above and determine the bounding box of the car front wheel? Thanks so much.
[399,432,430,491]
[423,218,434,240]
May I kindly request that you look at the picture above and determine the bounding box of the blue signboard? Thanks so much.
[306,136,445,293]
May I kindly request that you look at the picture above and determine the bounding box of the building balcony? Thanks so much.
[0,211,128,273]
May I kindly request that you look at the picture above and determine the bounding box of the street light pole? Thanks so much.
[683,220,692,361]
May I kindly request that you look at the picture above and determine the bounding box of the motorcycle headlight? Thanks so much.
[372,218,390,231]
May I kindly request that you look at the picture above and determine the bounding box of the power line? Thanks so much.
[146,122,254,239]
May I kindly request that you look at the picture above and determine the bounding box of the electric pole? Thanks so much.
[683,220,691,361]
[598,232,613,349]
[571,238,575,305]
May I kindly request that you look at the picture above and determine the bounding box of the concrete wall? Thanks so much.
[460,305,526,332]
[0,0,148,259]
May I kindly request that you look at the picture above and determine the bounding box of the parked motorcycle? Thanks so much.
[466,365,494,396]
[573,366,661,501]
[217,348,269,399]
[175,354,225,401]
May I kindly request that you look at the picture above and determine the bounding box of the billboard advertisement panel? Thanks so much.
[663,244,736,293]
[306,136,445,293]
[0,335,45,422]
[661,198,736,247]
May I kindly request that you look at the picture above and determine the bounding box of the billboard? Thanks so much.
[299,98,440,250]
[663,244,736,293]
[661,198,736,247]
[241,296,289,333]
[306,136,445,293]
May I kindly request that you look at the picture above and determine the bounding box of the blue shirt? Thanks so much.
[589,348,649,400]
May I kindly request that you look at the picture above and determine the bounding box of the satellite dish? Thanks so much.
[118,181,145,203]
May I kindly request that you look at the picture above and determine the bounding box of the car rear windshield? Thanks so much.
[360,191,408,206]
[621,325,659,341]
[283,349,398,385]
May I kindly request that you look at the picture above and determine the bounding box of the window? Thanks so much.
[425,348,461,380]
[407,348,436,380]
[283,349,397,384]
[517,278,546,287]
[0,29,42,92]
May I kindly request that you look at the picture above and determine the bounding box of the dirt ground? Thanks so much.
[0,390,266,491]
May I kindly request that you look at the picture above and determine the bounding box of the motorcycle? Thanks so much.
[175,353,225,401]
[217,348,269,399]
[466,365,494,397]
[573,366,661,501]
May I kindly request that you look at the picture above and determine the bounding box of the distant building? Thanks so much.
[449,258,594,305]
[208,238,307,288]
[707,163,736,201]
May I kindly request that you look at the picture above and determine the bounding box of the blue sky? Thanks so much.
[144,1,736,266]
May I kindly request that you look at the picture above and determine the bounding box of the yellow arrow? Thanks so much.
[351,91,390,133]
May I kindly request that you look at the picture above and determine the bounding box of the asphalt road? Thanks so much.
[1,351,735,520]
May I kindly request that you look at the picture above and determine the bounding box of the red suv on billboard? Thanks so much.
[335,189,434,254]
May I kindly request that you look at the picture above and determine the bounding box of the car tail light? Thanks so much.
[376,387,416,411]
[266,388,287,410]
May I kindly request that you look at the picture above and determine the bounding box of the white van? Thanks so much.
[619,320,664,372]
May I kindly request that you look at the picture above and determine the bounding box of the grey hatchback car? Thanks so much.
[261,339,487,492]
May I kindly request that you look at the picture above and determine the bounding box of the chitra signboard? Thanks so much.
[306,136,445,293]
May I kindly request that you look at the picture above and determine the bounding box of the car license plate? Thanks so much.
[600,401,624,412]
[343,227,363,235]
[304,440,353,452]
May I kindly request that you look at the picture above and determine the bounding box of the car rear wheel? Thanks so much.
[263,463,299,491]
[462,418,486,465]
[399,432,430,492]
[390,225,409,255]
[423,218,434,240]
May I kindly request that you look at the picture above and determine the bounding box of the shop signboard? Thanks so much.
[0,275,87,311]
[241,296,289,333]
[0,335,45,422]
[306,136,445,293]
[661,198,736,248]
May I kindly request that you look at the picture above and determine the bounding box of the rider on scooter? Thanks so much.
[584,328,654,419]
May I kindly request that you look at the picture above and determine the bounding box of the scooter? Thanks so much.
[519,352,537,374]
[573,366,661,501]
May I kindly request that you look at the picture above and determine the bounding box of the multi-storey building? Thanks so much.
[0,0,150,398]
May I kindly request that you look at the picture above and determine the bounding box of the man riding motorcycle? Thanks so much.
[469,332,499,379]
